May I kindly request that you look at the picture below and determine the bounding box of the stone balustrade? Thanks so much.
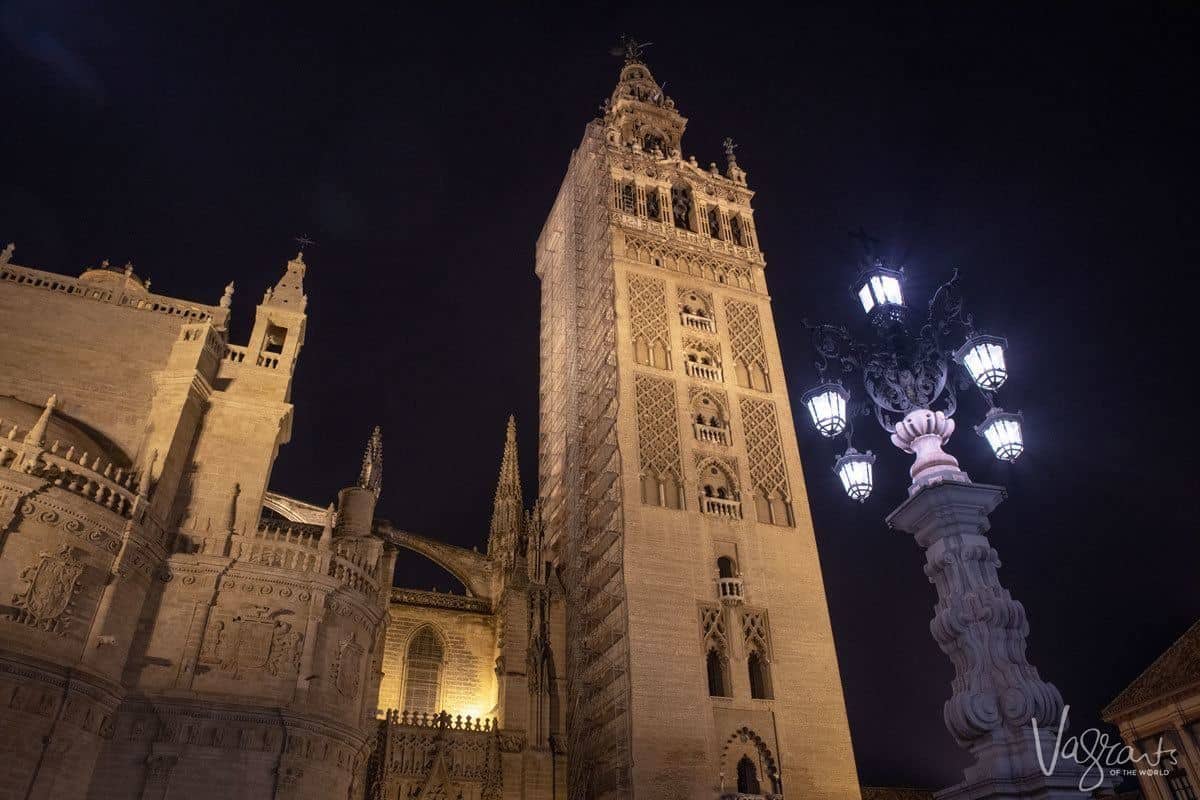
[694,421,730,446]
[681,311,717,333]
[685,361,723,382]
[0,432,144,519]
[380,709,497,732]
[717,576,744,604]
[0,262,228,326]
[223,344,282,370]
[246,521,324,572]
[611,211,764,265]
[701,495,742,519]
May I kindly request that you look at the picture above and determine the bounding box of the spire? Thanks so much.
[263,251,308,311]
[23,394,56,447]
[488,415,523,556]
[358,425,383,499]
[602,39,687,158]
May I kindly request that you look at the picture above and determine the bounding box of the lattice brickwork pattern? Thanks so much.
[628,273,670,347]
[700,603,728,651]
[741,608,772,659]
[725,299,769,372]
[739,398,790,499]
[634,373,683,479]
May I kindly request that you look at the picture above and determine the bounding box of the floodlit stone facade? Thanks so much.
[0,49,859,800]
[1104,618,1200,800]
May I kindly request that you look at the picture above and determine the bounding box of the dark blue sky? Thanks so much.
[2,1,1196,789]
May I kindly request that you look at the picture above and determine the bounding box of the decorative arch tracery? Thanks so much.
[719,727,782,795]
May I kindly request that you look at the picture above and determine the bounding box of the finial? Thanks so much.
[0,243,14,265]
[220,281,235,309]
[723,137,738,162]
[22,394,56,447]
[144,277,152,291]
[100,259,111,270]
[123,261,134,276]
[320,502,334,550]
[611,34,652,65]
[358,426,383,499]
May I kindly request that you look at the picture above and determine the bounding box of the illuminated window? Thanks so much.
[403,627,444,716]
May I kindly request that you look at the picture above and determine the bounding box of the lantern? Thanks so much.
[834,448,876,502]
[854,262,905,319]
[976,407,1024,461]
[802,382,850,438]
[954,334,1009,391]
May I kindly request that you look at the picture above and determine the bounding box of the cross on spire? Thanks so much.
[848,227,880,261]
[294,234,315,252]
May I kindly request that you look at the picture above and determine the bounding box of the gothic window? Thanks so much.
[683,339,723,383]
[699,459,741,519]
[707,206,723,240]
[737,756,762,795]
[706,649,730,697]
[678,288,716,333]
[671,184,695,231]
[617,180,637,214]
[644,134,666,155]
[691,391,730,446]
[729,214,748,247]
[748,651,773,700]
[402,627,444,716]
[717,556,736,579]
[645,188,663,221]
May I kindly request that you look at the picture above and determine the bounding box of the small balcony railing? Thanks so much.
[694,422,730,446]
[685,361,723,382]
[701,496,742,519]
[717,576,744,604]
[680,312,716,333]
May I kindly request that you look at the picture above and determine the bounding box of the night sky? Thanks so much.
[2,2,1197,790]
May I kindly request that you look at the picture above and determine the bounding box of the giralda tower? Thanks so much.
[536,44,861,799]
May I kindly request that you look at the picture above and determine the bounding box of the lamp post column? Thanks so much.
[885,410,1088,800]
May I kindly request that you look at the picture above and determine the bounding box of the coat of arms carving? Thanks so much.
[217,606,303,678]
[8,544,85,636]
[332,633,363,698]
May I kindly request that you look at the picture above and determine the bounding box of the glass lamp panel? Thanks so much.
[858,283,875,313]
[803,385,848,437]
[834,451,875,502]
[979,411,1024,461]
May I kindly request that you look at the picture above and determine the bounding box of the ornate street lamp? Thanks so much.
[954,333,1009,391]
[833,448,875,502]
[854,260,905,324]
[795,236,1087,799]
[801,382,849,438]
[976,406,1024,461]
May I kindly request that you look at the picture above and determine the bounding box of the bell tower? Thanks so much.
[536,43,861,799]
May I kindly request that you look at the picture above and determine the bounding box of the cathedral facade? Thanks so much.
[0,51,858,800]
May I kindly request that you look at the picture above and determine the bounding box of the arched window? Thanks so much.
[706,649,730,697]
[707,206,723,240]
[671,184,694,231]
[729,215,748,247]
[403,627,444,716]
[617,181,636,213]
[645,188,663,221]
[748,651,773,700]
[717,556,736,579]
[737,755,761,794]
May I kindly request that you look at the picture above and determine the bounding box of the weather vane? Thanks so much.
[611,34,652,64]
[723,137,738,158]
[294,234,315,252]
